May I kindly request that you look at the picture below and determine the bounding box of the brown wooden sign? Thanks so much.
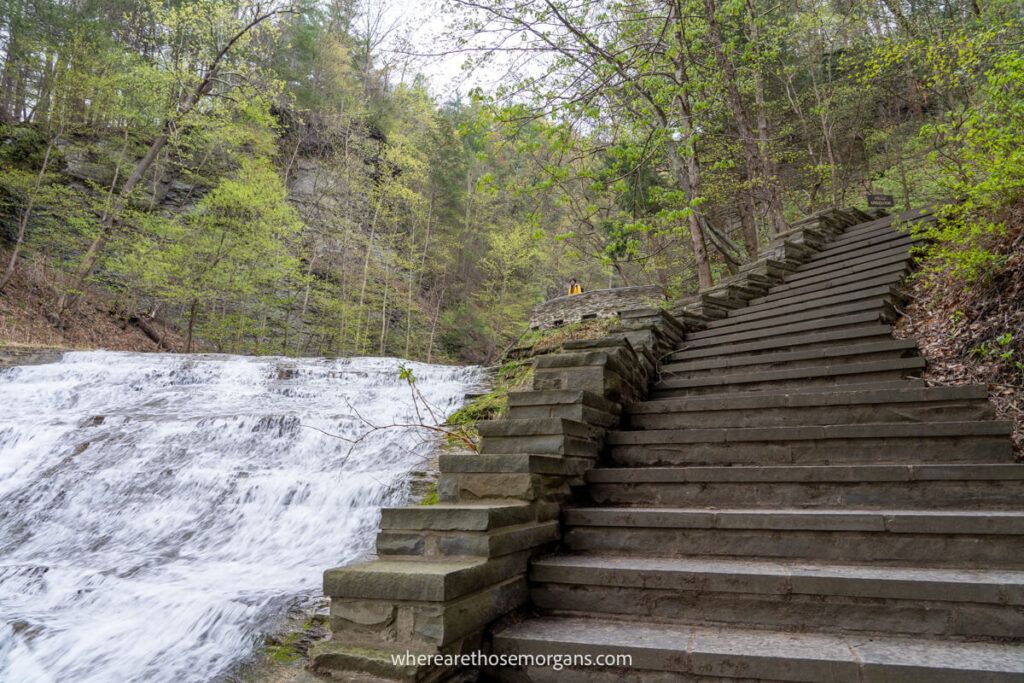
[867,193,896,208]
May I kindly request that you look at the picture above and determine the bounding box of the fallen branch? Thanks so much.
[302,363,480,459]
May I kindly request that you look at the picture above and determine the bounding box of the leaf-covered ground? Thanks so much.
[0,248,186,352]
[895,210,1024,458]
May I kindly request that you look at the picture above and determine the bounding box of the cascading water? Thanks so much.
[0,351,480,683]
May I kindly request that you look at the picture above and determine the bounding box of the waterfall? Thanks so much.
[0,351,480,682]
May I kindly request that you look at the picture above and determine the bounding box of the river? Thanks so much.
[0,351,479,682]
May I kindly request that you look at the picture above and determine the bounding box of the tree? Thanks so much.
[53,0,300,322]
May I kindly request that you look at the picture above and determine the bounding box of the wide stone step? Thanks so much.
[530,555,1024,639]
[650,373,927,399]
[741,268,907,313]
[686,298,894,341]
[714,284,902,328]
[491,616,1024,682]
[811,227,916,262]
[659,339,919,378]
[770,254,913,295]
[628,384,994,428]
[676,311,892,354]
[825,217,909,245]
[608,420,1012,466]
[700,286,901,333]
[669,323,895,361]
[586,463,1024,509]
[650,357,925,397]
[791,239,913,276]
[610,420,1011,446]
[784,249,913,287]
[562,508,1024,567]
[755,260,910,305]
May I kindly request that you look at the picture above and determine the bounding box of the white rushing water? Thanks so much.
[0,351,479,683]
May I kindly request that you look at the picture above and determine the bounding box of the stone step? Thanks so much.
[609,420,1011,446]
[650,356,925,397]
[686,298,895,341]
[380,502,537,532]
[477,417,603,458]
[756,260,910,304]
[504,390,619,426]
[792,239,913,276]
[659,339,919,378]
[783,249,913,286]
[740,269,907,314]
[628,384,994,429]
[816,220,906,250]
[377,518,560,559]
[530,555,1024,639]
[808,219,908,246]
[806,219,904,243]
[586,463,1024,509]
[720,278,905,325]
[772,255,912,296]
[700,286,901,333]
[649,371,923,399]
[827,218,907,244]
[677,311,892,354]
[669,323,896,361]
[608,420,1013,466]
[491,616,1024,682]
[562,508,1024,567]
[811,227,916,262]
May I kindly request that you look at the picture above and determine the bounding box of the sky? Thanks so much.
[374,0,521,99]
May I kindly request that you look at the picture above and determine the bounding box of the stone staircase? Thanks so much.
[489,213,1024,680]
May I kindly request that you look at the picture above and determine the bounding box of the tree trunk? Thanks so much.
[0,0,24,124]
[703,0,787,235]
[667,138,714,289]
[354,195,382,352]
[0,138,55,291]
[426,285,445,364]
[379,260,389,354]
[186,299,198,353]
[746,0,778,244]
[736,190,760,259]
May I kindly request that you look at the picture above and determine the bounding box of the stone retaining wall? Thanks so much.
[528,285,665,329]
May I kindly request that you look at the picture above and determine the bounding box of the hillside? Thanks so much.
[0,0,1021,366]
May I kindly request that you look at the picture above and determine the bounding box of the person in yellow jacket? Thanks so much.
[567,278,583,295]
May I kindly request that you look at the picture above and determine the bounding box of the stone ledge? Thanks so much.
[380,503,535,532]
[439,453,592,475]
[325,551,533,603]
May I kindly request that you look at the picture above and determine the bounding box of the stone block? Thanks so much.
[325,552,531,603]
[413,576,529,645]
[330,598,399,641]
[381,503,534,532]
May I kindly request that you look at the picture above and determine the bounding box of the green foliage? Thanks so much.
[973,332,1024,375]
[264,631,303,664]
[418,484,440,506]
[913,51,1024,282]
[444,360,533,447]
[112,148,305,351]
[2,0,1023,361]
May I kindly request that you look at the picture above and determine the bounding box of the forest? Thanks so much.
[0,0,1021,363]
